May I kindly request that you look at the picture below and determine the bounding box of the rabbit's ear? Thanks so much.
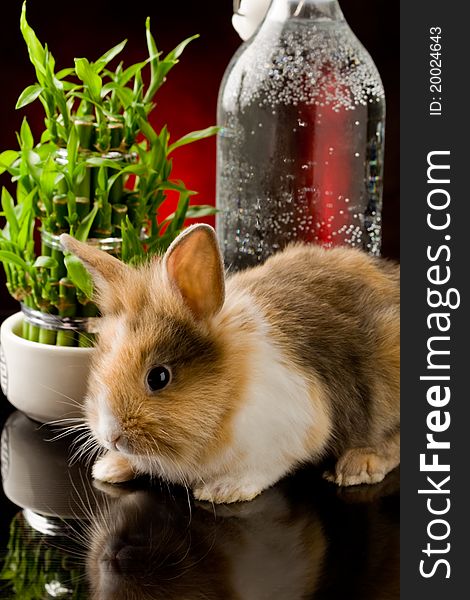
[60,234,129,310]
[163,225,225,320]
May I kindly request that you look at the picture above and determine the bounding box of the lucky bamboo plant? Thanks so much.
[0,2,217,347]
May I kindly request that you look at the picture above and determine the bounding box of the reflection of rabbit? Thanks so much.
[86,471,399,600]
[61,224,399,504]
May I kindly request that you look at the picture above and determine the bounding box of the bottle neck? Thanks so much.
[267,0,345,22]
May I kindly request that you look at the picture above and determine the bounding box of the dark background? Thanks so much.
[0,0,399,318]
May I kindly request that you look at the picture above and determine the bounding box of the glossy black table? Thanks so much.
[0,394,399,599]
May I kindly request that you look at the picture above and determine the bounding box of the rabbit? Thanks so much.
[60,224,400,504]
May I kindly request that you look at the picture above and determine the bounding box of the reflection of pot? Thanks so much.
[0,312,93,422]
[1,410,97,522]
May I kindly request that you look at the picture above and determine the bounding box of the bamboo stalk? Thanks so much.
[108,122,124,149]
[55,176,68,195]
[77,98,94,118]
[90,227,113,239]
[76,196,91,222]
[51,247,67,281]
[40,239,52,257]
[77,298,98,347]
[126,194,141,228]
[29,324,40,342]
[2,263,14,298]
[91,197,113,237]
[48,281,60,308]
[94,116,110,153]
[76,168,92,200]
[112,204,127,233]
[22,319,30,340]
[38,327,57,345]
[24,296,39,342]
[109,174,123,204]
[52,195,68,230]
[56,278,76,347]
[74,118,95,151]
[79,299,99,318]
[78,333,95,348]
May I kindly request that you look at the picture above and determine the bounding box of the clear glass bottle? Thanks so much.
[217,0,385,270]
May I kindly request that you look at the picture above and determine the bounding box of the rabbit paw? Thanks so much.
[92,452,135,484]
[323,448,389,487]
[193,477,264,504]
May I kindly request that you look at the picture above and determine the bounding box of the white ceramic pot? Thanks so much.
[0,312,93,423]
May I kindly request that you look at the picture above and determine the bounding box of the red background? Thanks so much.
[0,0,399,316]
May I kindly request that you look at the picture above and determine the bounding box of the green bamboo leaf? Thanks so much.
[16,84,43,109]
[185,204,218,218]
[74,203,99,241]
[20,117,34,150]
[67,125,79,180]
[165,34,199,61]
[20,1,46,80]
[121,216,143,264]
[60,80,80,92]
[17,189,35,251]
[155,180,197,194]
[56,67,75,79]
[33,255,58,269]
[168,192,190,234]
[145,17,159,83]
[159,125,170,151]
[67,190,77,227]
[74,58,102,103]
[143,18,185,103]
[23,148,39,175]
[67,90,101,108]
[100,82,116,97]
[144,33,199,104]
[119,60,149,86]
[88,160,147,179]
[40,129,51,143]
[133,66,144,97]
[0,250,30,271]
[168,126,219,154]
[39,154,57,206]
[1,188,19,241]
[45,44,56,75]
[94,39,127,73]
[84,157,120,169]
[101,82,134,109]
[97,166,107,191]
[0,150,20,175]
[52,82,70,132]
[138,117,158,144]
[64,253,93,298]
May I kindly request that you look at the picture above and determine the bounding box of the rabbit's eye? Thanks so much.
[146,366,171,392]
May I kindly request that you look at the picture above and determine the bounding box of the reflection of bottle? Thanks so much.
[217,0,385,270]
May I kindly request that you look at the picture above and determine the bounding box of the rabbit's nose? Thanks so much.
[102,430,130,453]
[103,432,122,451]
[98,411,125,451]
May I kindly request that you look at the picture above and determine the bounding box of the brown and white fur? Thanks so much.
[61,225,400,504]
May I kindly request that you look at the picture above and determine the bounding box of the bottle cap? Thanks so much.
[232,0,271,40]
